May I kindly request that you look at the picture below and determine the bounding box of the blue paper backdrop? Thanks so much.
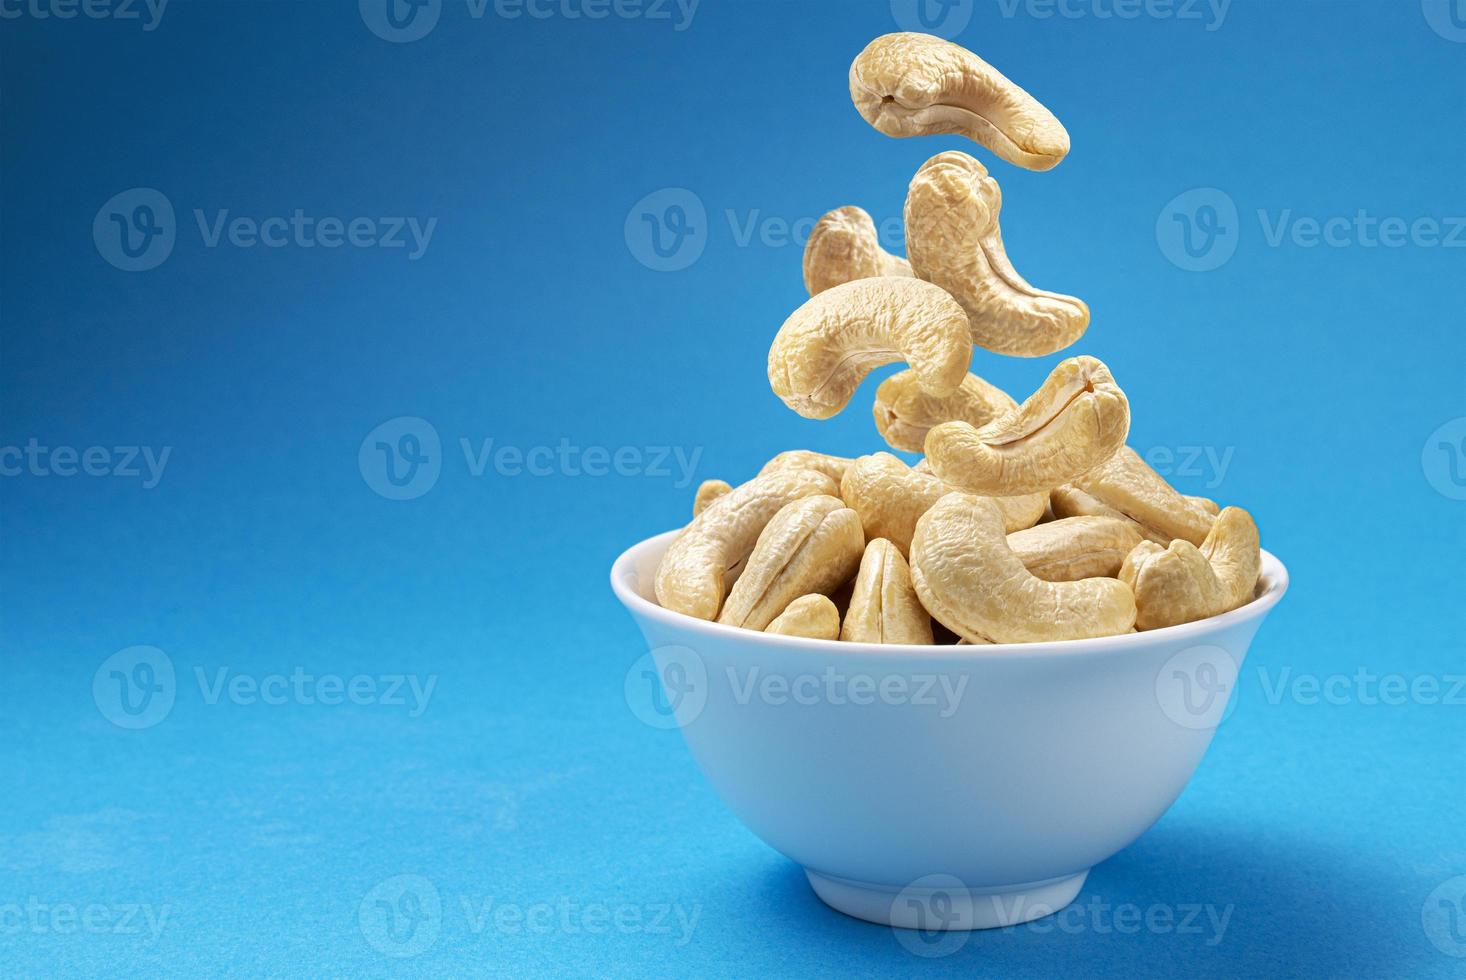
[3,0,1465,975]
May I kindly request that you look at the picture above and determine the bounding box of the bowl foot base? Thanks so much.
[804,868,1089,931]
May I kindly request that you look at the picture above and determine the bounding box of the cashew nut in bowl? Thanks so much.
[909,493,1137,644]
[925,355,1130,497]
[693,479,732,517]
[1007,516,1144,582]
[1187,494,1222,517]
[655,469,838,621]
[840,451,1044,556]
[758,449,855,484]
[873,369,1017,454]
[767,277,971,420]
[804,206,912,296]
[718,495,865,631]
[766,594,841,640]
[1074,446,1215,547]
[849,33,1070,172]
[1050,484,1169,545]
[906,151,1089,357]
[841,538,933,645]
[1120,507,1262,630]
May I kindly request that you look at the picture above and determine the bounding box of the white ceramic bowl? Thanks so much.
[612,530,1289,931]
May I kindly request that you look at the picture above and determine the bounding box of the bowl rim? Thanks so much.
[611,528,1290,661]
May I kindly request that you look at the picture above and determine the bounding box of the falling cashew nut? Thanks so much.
[768,277,972,420]
[766,594,842,640]
[873,369,1017,454]
[1120,507,1261,630]
[925,355,1130,496]
[910,494,1137,644]
[804,206,913,296]
[849,33,1071,172]
[655,469,837,621]
[906,151,1089,357]
[841,538,933,645]
[718,495,865,631]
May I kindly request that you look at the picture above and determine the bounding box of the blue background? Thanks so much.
[4,0,1466,975]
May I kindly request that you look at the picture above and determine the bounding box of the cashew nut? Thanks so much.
[1007,516,1144,582]
[655,469,838,621]
[758,449,855,484]
[904,151,1088,356]
[718,495,865,631]
[905,151,1088,357]
[873,368,1017,454]
[767,277,972,420]
[841,538,933,645]
[1120,507,1262,630]
[766,594,841,640]
[925,355,1130,496]
[1050,484,1169,545]
[1187,494,1222,517]
[803,206,913,296]
[693,479,732,517]
[1074,446,1215,547]
[840,451,1044,556]
[849,33,1070,172]
[910,494,1137,644]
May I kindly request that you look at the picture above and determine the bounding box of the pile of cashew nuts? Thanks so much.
[653,32,1263,644]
